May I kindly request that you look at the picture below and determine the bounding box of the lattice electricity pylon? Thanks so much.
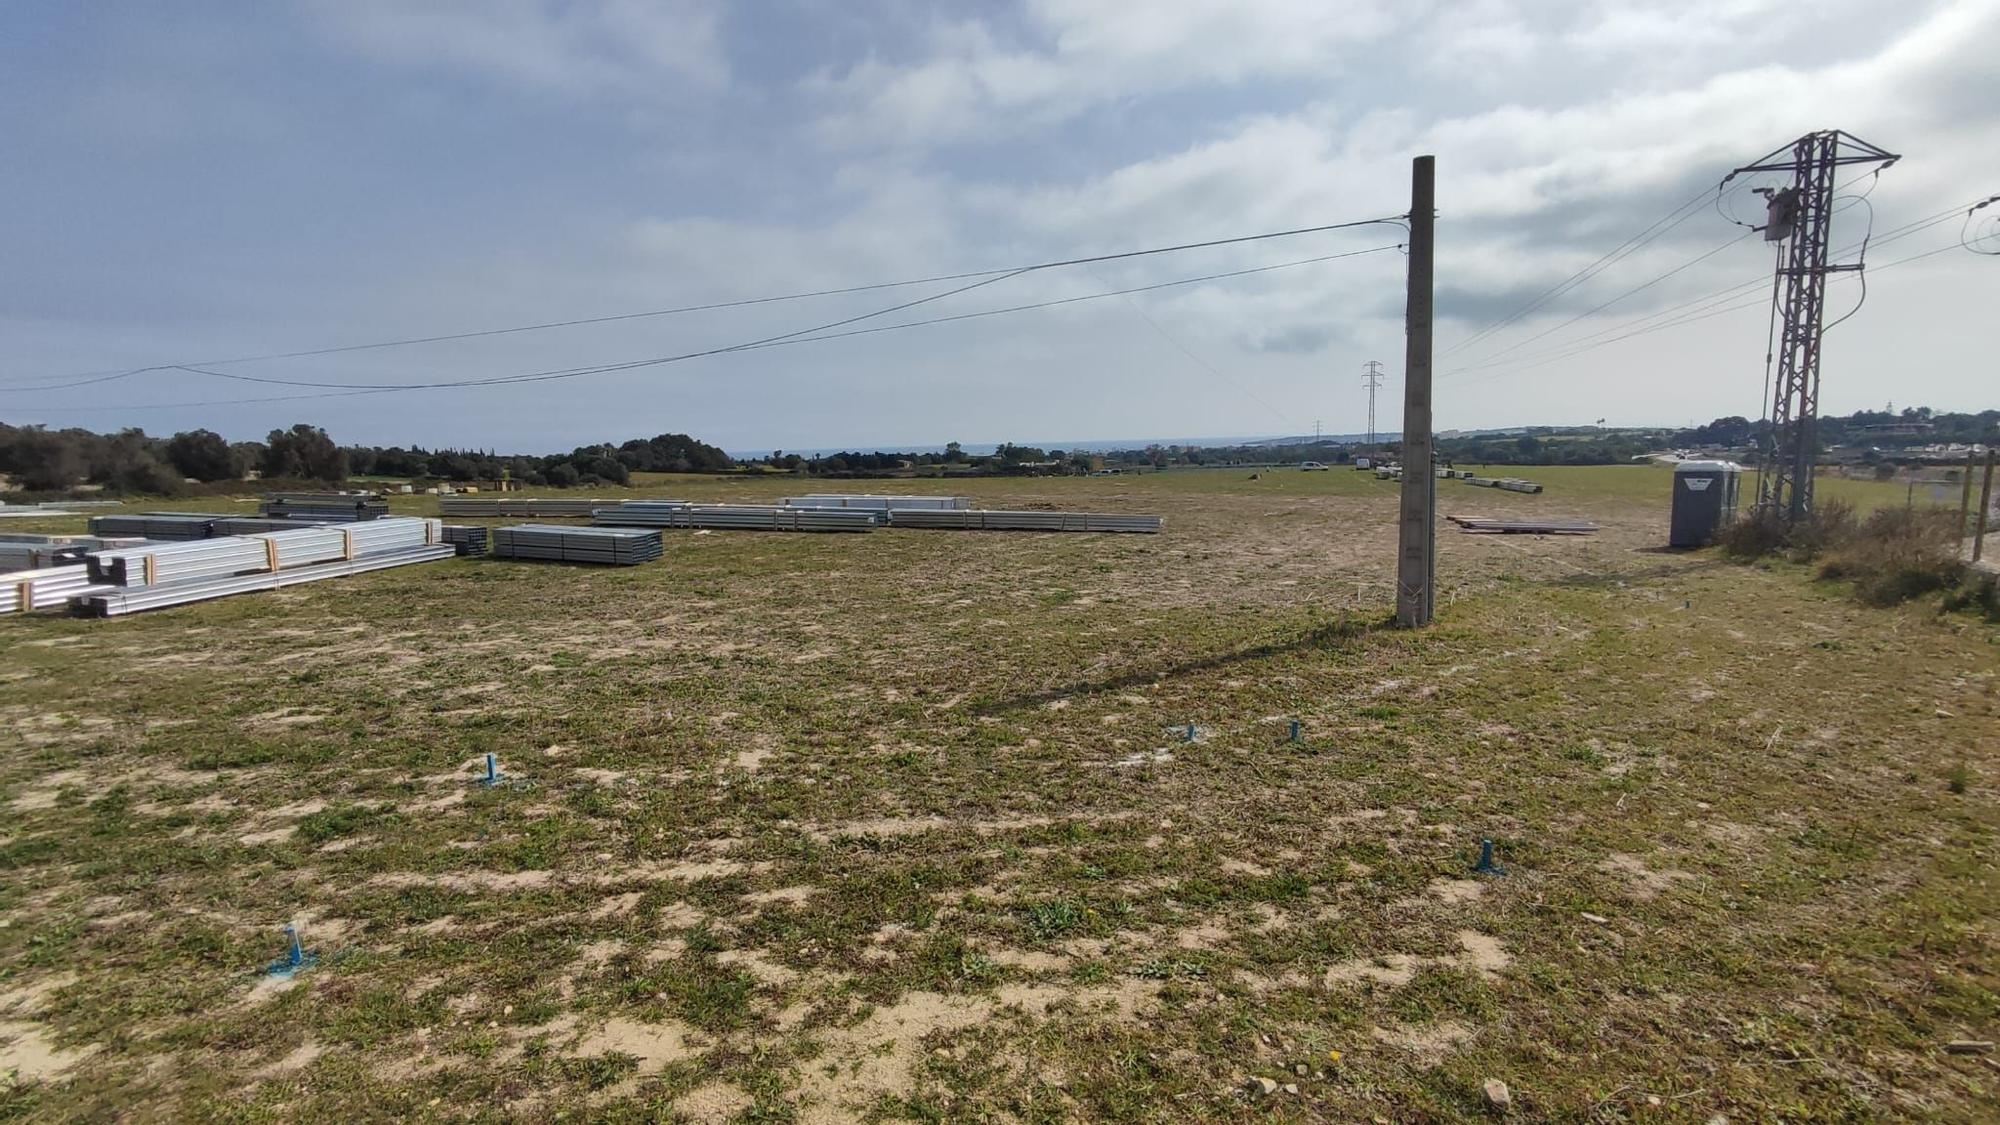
[1724,131,1898,520]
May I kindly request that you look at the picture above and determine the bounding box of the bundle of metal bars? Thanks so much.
[1,566,118,614]
[780,495,971,510]
[88,512,226,540]
[492,524,663,564]
[42,500,125,509]
[1463,477,1543,493]
[0,533,146,572]
[885,509,1163,533]
[1447,515,1597,535]
[211,517,326,536]
[594,504,876,533]
[73,545,452,617]
[437,497,618,518]
[259,492,389,522]
[89,518,441,588]
[0,543,86,571]
[442,524,491,557]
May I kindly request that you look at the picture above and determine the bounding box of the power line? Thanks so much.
[1085,264,1295,425]
[1437,195,1985,380]
[21,245,1404,413]
[1,215,1408,392]
[1439,185,1715,360]
[1443,236,1964,388]
[1445,166,1907,369]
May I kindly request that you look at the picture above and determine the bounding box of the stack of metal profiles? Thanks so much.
[0,543,87,571]
[211,517,326,535]
[492,524,663,564]
[442,524,491,556]
[1463,477,1543,493]
[594,503,875,532]
[88,512,225,540]
[43,500,125,509]
[1447,515,1596,535]
[1374,467,1402,479]
[0,533,146,571]
[73,517,449,616]
[885,509,1163,533]
[780,495,971,510]
[1,566,117,614]
[259,492,389,521]
[437,497,613,518]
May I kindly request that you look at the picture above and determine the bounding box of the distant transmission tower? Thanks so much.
[1362,360,1384,446]
[1723,131,1898,520]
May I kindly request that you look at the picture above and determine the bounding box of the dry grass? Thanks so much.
[1,464,1994,1122]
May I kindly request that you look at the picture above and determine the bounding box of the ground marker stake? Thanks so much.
[1289,720,1302,744]
[266,922,317,978]
[1473,838,1506,877]
[481,753,502,787]
[1183,723,1196,743]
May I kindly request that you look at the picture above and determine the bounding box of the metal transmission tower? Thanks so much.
[1722,131,1898,520]
[1362,360,1384,446]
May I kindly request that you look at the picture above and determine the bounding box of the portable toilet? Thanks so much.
[1670,460,1742,547]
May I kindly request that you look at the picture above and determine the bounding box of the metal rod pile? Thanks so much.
[1464,477,1544,493]
[437,496,619,518]
[88,513,225,540]
[0,533,146,572]
[89,518,442,588]
[885,509,1163,533]
[442,525,491,556]
[212,517,326,535]
[74,545,453,617]
[1,566,118,614]
[781,495,971,510]
[1447,516,1596,534]
[594,503,876,532]
[492,524,664,564]
[260,492,389,521]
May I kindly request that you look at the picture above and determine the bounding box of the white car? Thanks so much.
[1301,461,1329,471]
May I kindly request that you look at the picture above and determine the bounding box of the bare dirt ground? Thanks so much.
[2,465,1996,1121]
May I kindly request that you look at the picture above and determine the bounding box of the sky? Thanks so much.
[1,0,1995,454]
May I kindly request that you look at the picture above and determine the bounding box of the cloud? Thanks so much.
[303,0,729,96]
[808,0,1398,146]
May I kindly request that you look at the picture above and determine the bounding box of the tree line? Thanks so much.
[0,422,734,497]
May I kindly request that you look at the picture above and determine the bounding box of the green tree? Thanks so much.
[262,424,349,484]
[165,429,238,482]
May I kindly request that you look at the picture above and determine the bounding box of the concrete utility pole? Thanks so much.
[1976,449,1995,563]
[1396,155,1436,629]
[1362,360,1384,447]
[1961,448,1978,534]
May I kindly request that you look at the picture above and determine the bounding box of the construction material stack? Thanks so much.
[87,513,223,540]
[594,504,876,533]
[438,497,610,518]
[885,510,1162,533]
[73,517,449,616]
[492,524,663,565]
[260,492,389,522]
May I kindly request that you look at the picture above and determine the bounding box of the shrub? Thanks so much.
[1943,568,2000,621]
[1816,507,1965,607]
[1718,500,1854,562]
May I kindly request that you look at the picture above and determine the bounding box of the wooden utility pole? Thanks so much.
[1975,449,1995,563]
[1396,154,1436,628]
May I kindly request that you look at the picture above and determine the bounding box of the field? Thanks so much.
[3,465,1996,1122]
